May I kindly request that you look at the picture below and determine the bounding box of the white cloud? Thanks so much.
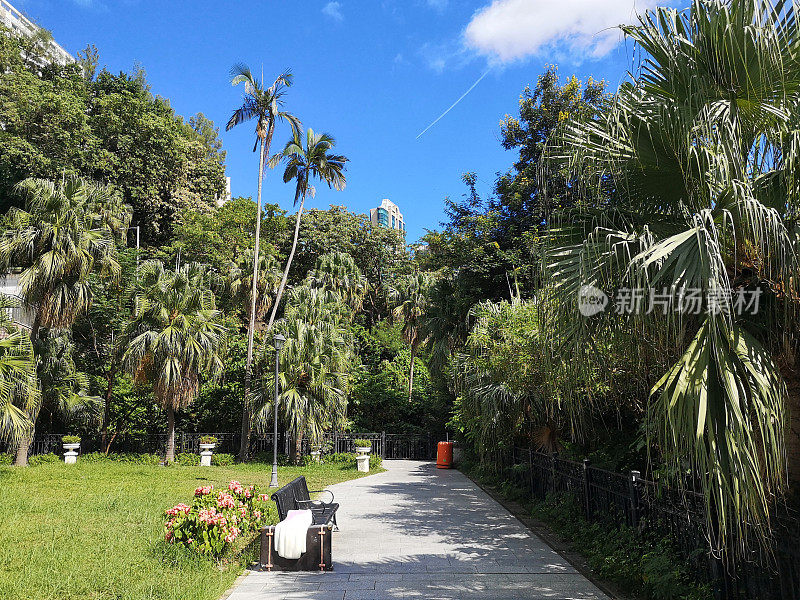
[464,0,659,63]
[322,1,344,21]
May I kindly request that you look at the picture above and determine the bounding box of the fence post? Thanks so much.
[334,431,338,454]
[381,431,386,459]
[629,470,641,528]
[583,459,592,520]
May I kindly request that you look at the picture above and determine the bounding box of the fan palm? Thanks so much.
[250,308,351,464]
[0,295,38,448]
[223,250,281,321]
[226,64,300,460]
[267,129,348,329]
[391,272,434,401]
[305,251,368,312]
[121,261,225,463]
[540,0,800,554]
[0,176,129,465]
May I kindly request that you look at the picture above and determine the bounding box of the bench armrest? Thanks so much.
[308,489,335,504]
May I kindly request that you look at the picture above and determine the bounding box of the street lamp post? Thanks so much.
[269,333,286,488]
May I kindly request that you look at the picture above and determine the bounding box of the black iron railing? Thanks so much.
[509,447,800,600]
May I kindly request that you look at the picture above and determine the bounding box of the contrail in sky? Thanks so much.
[416,68,492,139]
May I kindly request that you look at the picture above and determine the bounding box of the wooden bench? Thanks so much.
[260,477,338,571]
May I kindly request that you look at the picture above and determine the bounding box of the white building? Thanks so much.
[1,0,74,66]
[369,199,405,233]
[0,273,34,329]
[216,177,232,207]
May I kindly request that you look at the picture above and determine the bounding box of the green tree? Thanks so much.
[120,261,225,463]
[305,251,368,312]
[540,0,800,553]
[0,177,129,465]
[251,286,352,463]
[0,296,38,447]
[268,129,348,328]
[391,272,434,401]
[226,64,299,461]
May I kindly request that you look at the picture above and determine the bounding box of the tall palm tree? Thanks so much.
[267,129,348,329]
[121,261,225,463]
[539,0,800,554]
[391,272,434,401]
[0,295,38,448]
[0,176,130,465]
[250,300,352,463]
[226,64,300,461]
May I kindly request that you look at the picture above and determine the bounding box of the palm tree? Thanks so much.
[0,176,130,465]
[305,251,368,312]
[391,272,434,401]
[121,261,225,463]
[0,295,38,448]
[539,0,800,554]
[226,64,300,461]
[223,250,281,321]
[267,129,348,329]
[250,297,352,463]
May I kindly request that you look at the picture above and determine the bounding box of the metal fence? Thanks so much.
[13,430,438,461]
[509,447,800,600]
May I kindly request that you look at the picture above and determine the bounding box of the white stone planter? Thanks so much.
[199,443,216,467]
[63,443,80,464]
[310,450,321,463]
[356,453,370,473]
[355,446,371,455]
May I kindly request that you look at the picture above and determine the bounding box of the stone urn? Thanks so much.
[310,450,321,463]
[63,442,80,465]
[199,442,216,466]
[354,441,371,473]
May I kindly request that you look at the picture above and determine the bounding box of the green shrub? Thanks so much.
[62,435,81,444]
[369,453,382,470]
[81,452,162,465]
[0,453,12,466]
[29,453,61,466]
[325,452,357,468]
[176,453,200,466]
[199,435,218,444]
[353,439,371,448]
[252,451,290,466]
[212,453,234,466]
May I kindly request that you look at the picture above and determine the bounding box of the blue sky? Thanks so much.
[16,0,676,242]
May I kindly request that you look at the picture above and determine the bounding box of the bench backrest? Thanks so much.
[270,476,312,521]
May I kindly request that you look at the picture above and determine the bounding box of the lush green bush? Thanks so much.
[29,453,61,466]
[164,481,269,557]
[353,439,371,448]
[369,453,382,470]
[252,451,291,466]
[530,494,710,600]
[325,452,357,468]
[0,453,12,466]
[62,435,81,444]
[199,435,218,444]
[212,453,234,466]
[81,452,162,465]
[176,453,200,466]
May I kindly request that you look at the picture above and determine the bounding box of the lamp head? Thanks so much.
[274,333,286,350]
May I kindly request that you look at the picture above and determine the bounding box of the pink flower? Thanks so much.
[239,506,247,518]
[165,503,191,516]
[217,492,235,509]
[194,485,213,496]
[254,510,262,520]
[258,494,269,502]
[165,531,173,542]
[228,481,243,495]
[224,526,240,544]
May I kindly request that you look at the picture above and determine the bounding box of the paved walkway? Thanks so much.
[226,460,609,600]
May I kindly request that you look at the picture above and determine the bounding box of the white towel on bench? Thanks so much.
[274,509,313,559]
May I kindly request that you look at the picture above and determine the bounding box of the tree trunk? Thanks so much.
[408,345,416,402]
[267,195,306,329]
[13,430,32,467]
[294,430,304,465]
[781,360,800,487]
[100,365,116,453]
[239,132,271,463]
[165,406,176,464]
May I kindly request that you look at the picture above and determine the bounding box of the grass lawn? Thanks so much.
[0,460,373,600]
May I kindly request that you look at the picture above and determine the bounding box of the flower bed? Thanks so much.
[163,481,270,557]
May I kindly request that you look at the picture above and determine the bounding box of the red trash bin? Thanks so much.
[436,441,453,469]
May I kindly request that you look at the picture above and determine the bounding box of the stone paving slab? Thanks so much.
[224,460,609,600]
